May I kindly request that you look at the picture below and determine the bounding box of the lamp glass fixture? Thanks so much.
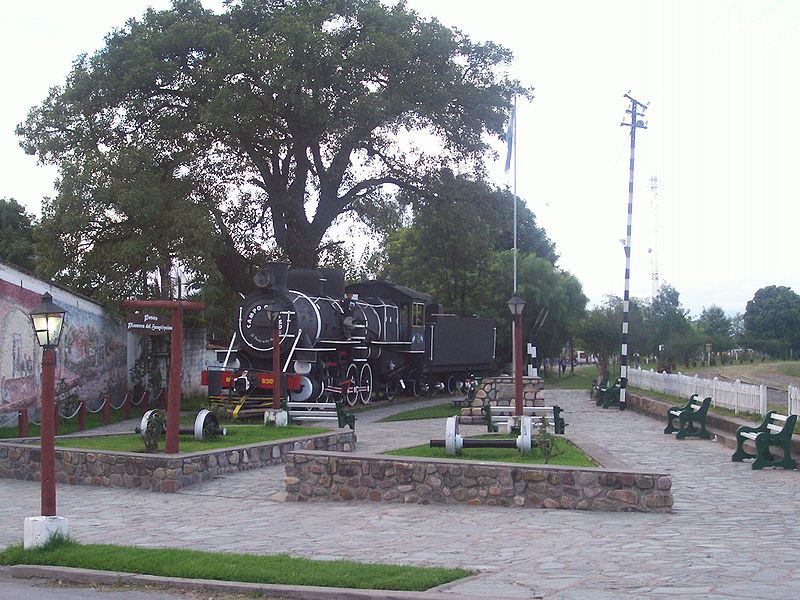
[506,292,526,317]
[29,292,66,348]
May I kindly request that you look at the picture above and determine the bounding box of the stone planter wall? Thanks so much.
[284,451,673,512]
[460,375,545,424]
[0,431,355,493]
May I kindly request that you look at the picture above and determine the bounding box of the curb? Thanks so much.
[4,565,511,600]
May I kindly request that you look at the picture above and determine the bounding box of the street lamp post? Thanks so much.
[507,292,526,417]
[25,292,68,548]
[265,307,282,410]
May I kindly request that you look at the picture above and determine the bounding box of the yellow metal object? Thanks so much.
[231,395,248,420]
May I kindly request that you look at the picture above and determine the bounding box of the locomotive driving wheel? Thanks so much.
[359,363,373,404]
[344,363,359,406]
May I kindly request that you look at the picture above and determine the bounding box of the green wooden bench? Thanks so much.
[732,411,797,470]
[596,378,621,408]
[590,372,609,401]
[664,394,712,440]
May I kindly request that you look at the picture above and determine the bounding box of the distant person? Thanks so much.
[559,356,567,375]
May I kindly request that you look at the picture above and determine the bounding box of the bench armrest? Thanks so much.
[735,411,774,436]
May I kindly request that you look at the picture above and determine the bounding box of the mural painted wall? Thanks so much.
[0,262,127,417]
[1,262,209,424]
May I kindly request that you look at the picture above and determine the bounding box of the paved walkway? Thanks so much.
[2,390,800,599]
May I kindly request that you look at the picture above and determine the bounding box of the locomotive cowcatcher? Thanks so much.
[203,263,496,419]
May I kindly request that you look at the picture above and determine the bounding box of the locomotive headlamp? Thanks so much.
[506,292,526,317]
[254,270,273,289]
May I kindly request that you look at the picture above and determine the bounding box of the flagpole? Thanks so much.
[512,95,518,292]
[509,96,518,378]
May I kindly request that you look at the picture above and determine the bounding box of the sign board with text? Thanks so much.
[127,312,173,336]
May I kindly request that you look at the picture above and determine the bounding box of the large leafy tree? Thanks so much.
[380,172,581,367]
[18,0,528,294]
[577,298,620,377]
[744,285,800,353]
[695,304,733,353]
[696,305,732,337]
[383,172,555,315]
[0,198,36,270]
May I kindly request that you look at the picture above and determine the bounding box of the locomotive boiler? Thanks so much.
[205,263,496,418]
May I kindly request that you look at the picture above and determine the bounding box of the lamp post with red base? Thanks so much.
[507,292,526,417]
[24,292,69,549]
[269,310,282,410]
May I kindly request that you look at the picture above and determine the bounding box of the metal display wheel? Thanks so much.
[194,408,226,440]
[359,363,373,404]
[446,375,458,396]
[432,415,533,456]
[384,380,398,401]
[444,416,463,455]
[344,363,359,406]
[516,416,533,454]
[139,409,161,439]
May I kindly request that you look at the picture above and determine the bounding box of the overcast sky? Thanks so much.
[2,1,798,317]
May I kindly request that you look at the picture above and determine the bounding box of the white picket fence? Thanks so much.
[627,368,768,416]
[790,385,800,416]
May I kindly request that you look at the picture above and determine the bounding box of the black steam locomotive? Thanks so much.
[204,263,496,418]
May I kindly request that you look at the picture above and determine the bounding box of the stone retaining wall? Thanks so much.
[0,431,355,493]
[460,375,545,424]
[284,451,673,512]
[625,391,800,456]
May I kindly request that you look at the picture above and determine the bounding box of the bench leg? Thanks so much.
[696,421,711,440]
[664,415,679,435]
[752,436,795,470]
[732,435,754,462]
[751,434,775,470]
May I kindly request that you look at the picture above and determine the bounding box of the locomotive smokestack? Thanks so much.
[254,262,289,291]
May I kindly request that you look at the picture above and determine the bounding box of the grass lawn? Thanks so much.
[385,435,597,467]
[379,402,461,422]
[0,537,470,591]
[775,362,800,379]
[53,424,329,453]
[0,408,147,440]
[1,395,213,440]
[542,364,600,390]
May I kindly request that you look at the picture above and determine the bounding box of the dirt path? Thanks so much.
[689,361,800,391]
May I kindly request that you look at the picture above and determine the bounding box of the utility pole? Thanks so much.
[618,92,648,410]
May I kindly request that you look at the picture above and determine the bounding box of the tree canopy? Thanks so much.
[382,172,556,315]
[381,175,581,368]
[744,285,800,352]
[0,198,36,270]
[18,0,529,296]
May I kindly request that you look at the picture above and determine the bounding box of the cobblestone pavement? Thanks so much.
[2,390,800,599]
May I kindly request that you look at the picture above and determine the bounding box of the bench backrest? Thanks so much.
[689,398,711,412]
[764,412,797,435]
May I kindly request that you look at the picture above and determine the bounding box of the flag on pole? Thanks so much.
[504,105,515,173]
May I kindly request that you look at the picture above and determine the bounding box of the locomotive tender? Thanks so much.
[205,263,496,418]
